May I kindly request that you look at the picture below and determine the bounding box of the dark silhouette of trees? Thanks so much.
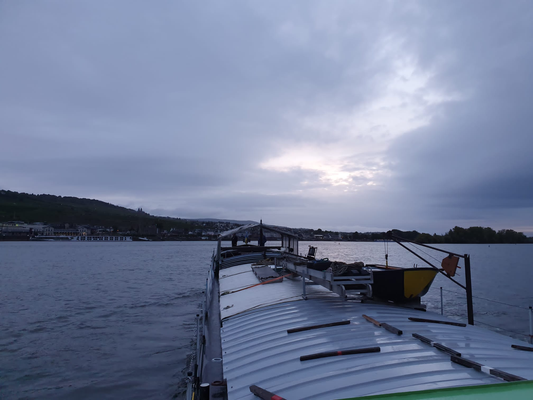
[414,226,529,244]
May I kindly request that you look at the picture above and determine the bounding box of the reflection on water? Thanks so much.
[1,241,531,399]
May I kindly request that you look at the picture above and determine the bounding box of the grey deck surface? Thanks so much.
[218,263,533,400]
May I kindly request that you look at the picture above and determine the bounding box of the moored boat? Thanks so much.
[30,235,133,242]
[30,235,72,241]
[187,222,533,400]
[72,235,132,241]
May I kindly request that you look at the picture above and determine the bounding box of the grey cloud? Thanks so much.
[0,155,230,195]
[147,191,327,223]
[1,1,533,234]
[379,1,533,219]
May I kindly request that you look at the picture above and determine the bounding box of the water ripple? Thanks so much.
[0,241,210,400]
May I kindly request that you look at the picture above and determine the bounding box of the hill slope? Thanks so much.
[0,190,194,231]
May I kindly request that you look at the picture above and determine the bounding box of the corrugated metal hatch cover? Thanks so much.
[219,284,533,400]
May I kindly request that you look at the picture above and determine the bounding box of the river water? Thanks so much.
[1,241,532,399]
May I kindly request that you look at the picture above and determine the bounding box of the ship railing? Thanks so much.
[439,286,533,344]
[280,259,373,300]
[219,251,285,269]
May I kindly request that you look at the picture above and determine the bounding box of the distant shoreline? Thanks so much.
[2,236,532,245]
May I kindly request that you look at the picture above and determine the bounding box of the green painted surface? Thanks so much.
[338,380,533,400]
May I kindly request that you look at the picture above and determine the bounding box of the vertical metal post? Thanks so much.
[302,277,307,300]
[194,313,200,389]
[259,219,263,247]
[440,287,444,315]
[529,306,533,344]
[195,314,201,365]
[464,254,474,325]
[186,372,193,400]
[199,383,210,400]
[215,242,221,279]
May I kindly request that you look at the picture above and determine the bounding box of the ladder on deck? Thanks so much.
[281,260,373,300]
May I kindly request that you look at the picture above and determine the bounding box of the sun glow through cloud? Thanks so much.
[261,55,462,191]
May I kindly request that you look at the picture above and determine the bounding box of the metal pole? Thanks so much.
[529,306,533,344]
[195,314,201,365]
[215,243,221,279]
[186,372,193,400]
[199,383,210,400]
[302,276,307,300]
[389,234,464,258]
[392,239,466,290]
[440,287,444,315]
[464,255,474,325]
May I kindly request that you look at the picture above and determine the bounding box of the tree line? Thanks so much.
[413,226,530,244]
[350,227,531,244]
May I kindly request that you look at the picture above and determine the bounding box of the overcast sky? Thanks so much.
[1,1,532,234]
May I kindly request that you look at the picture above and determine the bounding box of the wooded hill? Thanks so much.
[0,190,199,232]
[1,190,530,242]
